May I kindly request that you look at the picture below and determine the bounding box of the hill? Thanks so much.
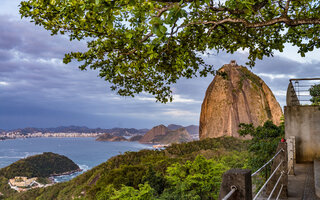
[152,128,192,144]
[96,134,127,142]
[6,137,249,200]
[128,135,143,141]
[0,152,80,179]
[167,124,184,130]
[139,125,193,144]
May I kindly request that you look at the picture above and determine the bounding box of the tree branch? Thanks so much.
[185,16,320,33]
[283,0,291,16]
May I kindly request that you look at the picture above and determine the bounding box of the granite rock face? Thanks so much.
[199,61,283,139]
[139,125,169,143]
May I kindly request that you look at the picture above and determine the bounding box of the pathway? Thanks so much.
[288,163,319,200]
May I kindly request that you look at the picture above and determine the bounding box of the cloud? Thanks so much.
[162,109,198,117]
[1,1,320,130]
[0,81,9,86]
[257,73,296,80]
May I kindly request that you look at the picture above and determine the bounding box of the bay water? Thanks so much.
[0,137,152,182]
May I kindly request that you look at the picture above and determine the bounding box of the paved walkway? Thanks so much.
[288,163,319,200]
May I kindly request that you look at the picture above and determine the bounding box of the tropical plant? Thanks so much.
[238,120,284,179]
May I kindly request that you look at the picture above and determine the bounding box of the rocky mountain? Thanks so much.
[199,61,283,139]
[152,128,192,144]
[139,125,168,143]
[139,125,192,144]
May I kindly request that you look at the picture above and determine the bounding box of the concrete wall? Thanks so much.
[285,106,320,162]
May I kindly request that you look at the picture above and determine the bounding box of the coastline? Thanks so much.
[50,168,83,183]
[0,133,102,141]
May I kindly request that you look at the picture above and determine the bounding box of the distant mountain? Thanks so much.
[139,125,192,144]
[152,128,192,144]
[185,125,199,135]
[7,126,149,136]
[166,124,199,136]
[167,124,184,130]
[104,128,147,136]
[96,134,128,142]
[139,125,168,143]
[129,135,143,142]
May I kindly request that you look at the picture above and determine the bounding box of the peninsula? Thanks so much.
[0,152,81,193]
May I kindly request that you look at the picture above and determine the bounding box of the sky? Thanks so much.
[1,1,320,130]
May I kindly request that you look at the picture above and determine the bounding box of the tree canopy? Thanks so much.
[20,0,320,102]
[309,84,320,105]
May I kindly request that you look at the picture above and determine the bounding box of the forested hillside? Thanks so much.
[6,137,249,200]
[0,152,80,179]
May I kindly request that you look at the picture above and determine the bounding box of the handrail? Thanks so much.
[275,184,284,200]
[251,149,284,177]
[267,171,284,200]
[253,160,283,200]
[221,185,237,200]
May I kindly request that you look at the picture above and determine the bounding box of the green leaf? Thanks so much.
[159,25,167,34]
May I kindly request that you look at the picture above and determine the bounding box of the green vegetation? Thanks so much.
[309,84,320,105]
[0,177,15,200]
[20,1,320,102]
[239,120,285,180]
[0,152,79,179]
[6,137,249,200]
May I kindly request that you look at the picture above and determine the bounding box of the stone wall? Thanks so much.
[285,106,320,162]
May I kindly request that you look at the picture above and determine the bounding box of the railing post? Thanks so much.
[219,169,252,200]
[287,136,295,175]
[266,142,288,199]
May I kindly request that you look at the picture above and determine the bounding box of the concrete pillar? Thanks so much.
[219,169,252,200]
[287,136,295,175]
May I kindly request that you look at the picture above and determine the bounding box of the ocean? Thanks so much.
[0,137,152,182]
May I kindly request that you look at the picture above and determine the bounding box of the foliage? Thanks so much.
[309,84,320,105]
[99,183,156,200]
[0,152,79,179]
[160,155,228,200]
[0,176,16,199]
[238,120,284,179]
[19,0,320,102]
[7,137,249,200]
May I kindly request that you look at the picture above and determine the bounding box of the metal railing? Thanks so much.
[220,143,287,200]
[251,149,284,177]
[253,160,283,200]
[222,185,237,200]
[288,78,320,105]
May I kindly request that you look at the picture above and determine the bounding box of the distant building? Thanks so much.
[9,176,37,188]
